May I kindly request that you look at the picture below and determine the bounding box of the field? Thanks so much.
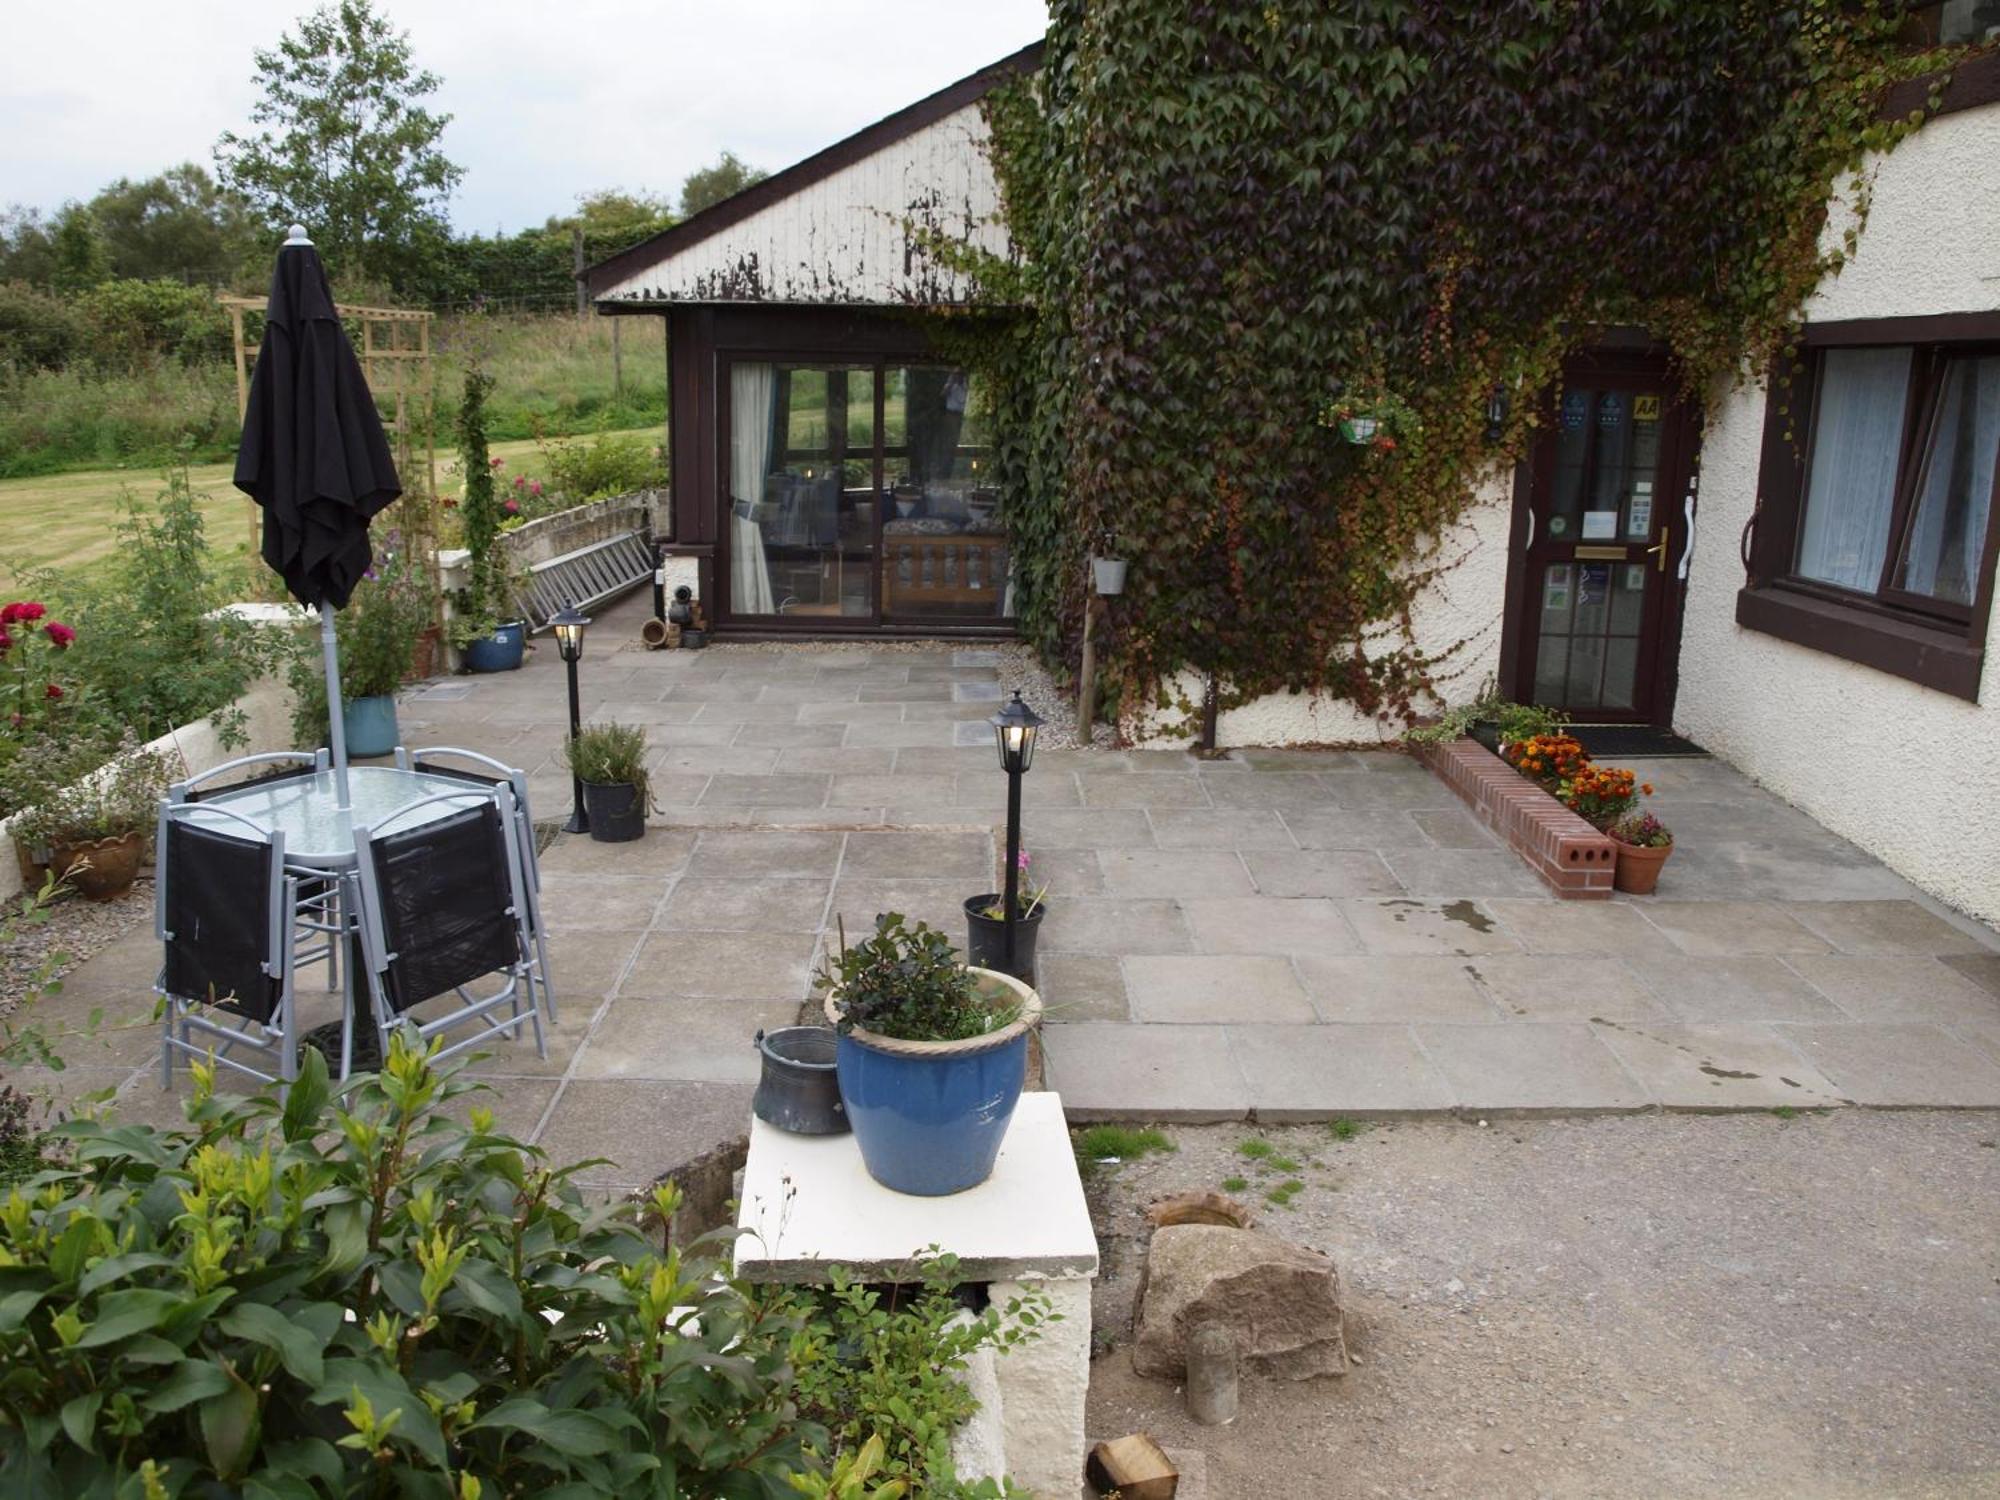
[0,312,668,480]
[0,427,661,591]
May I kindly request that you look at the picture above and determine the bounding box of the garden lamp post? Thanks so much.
[552,604,591,834]
[990,691,1044,971]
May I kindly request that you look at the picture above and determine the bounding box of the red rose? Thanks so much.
[503,498,520,514]
[14,602,46,623]
[45,683,62,700]
[0,604,19,626]
[44,621,75,648]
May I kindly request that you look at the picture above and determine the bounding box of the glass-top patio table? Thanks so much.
[181,765,487,866]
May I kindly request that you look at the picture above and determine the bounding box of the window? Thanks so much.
[1739,314,2000,701]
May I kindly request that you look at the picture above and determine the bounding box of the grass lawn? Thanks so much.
[0,426,663,590]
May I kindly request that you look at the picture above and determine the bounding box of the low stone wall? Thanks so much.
[1412,737,1615,900]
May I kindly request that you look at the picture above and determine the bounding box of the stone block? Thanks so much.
[1133,1223,1347,1381]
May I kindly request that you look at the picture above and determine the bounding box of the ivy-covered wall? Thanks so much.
[974,0,1964,736]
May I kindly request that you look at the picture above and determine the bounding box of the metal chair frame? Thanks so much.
[350,786,546,1072]
[394,744,559,1023]
[156,801,314,1091]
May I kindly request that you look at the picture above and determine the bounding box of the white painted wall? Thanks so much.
[1675,100,2000,926]
[1128,473,1516,747]
[599,103,1009,305]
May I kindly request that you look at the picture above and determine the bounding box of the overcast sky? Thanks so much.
[3,0,1049,233]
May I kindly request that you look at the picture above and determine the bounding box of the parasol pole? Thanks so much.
[320,603,352,810]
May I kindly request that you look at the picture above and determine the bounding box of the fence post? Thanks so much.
[573,226,586,320]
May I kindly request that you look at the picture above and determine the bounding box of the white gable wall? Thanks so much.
[600,103,1009,305]
[1675,100,2000,925]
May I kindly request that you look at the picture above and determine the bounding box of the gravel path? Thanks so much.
[0,883,151,1018]
[1082,1111,2000,1499]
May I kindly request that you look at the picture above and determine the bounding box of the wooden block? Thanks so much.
[1087,1433,1178,1500]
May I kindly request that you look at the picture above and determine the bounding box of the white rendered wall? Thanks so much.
[1673,101,2000,926]
[598,104,1008,305]
[1128,473,1515,747]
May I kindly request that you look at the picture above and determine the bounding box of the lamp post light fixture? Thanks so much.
[990,691,1044,973]
[551,603,591,834]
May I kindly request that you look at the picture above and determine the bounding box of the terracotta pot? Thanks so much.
[49,831,145,902]
[1611,837,1673,895]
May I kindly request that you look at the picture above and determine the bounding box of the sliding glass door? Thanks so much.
[722,356,1009,626]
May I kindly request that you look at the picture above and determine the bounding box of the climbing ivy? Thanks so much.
[961,0,1969,733]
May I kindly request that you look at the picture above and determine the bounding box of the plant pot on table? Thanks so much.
[1611,837,1674,895]
[341,693,400,758]
[963,893,1043,982]
[463,620,526,673]
[824,970,1041,1196]
[581,779,647,842]
[49,831,144,902]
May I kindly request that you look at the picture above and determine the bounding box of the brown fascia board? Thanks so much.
[586,38,1045,302]
[1881,44,2000,121]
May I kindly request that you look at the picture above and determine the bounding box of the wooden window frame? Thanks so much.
[1738,312,2000,702]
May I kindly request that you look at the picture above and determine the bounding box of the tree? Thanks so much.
[88,164,258,286]
[214,0,460,289]
[679,152,767,217]
[47,204,109,295]
[0,206,55,286]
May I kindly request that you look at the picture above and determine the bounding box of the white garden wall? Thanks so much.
[1674,99,2000,925]
[1129,473,1515,747]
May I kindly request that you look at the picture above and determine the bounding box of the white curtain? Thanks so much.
[1897,354,1999,606]
[1796,346,1911,592]
[730,363,777,615]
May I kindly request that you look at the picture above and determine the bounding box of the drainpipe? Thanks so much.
[1200,673,1219,754]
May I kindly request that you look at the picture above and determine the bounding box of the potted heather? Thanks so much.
[288,545,431,757]
[818,912,1041,1196]
[564,721,654,842]
[963,848,1049,980]
[3,730,174,901]
[1609,810,1675,894]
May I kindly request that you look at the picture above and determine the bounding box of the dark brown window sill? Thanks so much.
[1735,583,1984,702]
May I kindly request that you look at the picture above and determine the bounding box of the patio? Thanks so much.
[28,591,2000,1195]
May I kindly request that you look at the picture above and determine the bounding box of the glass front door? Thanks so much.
[1514,358,1697,721]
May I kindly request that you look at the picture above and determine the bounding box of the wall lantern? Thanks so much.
[1484,383,1510,445]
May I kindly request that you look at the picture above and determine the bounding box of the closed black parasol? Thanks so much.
[234,225,401,806]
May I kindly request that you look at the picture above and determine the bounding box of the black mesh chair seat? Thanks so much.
[367,801,521,1016]
[162,821,280,1023]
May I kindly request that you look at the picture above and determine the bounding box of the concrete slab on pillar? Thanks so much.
[735,1092,1099,1284]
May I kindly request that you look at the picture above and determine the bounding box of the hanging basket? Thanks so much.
[1337,415,1380,444]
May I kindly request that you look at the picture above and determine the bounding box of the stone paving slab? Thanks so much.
[40,592,2000,1185]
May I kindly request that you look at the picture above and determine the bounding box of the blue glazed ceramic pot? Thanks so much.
[464,621,526,673]
[341,693,399,757]
[825,970,1041,1196]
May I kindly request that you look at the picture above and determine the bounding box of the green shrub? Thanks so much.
[0,365,239,478]
[289,542,435,741]
[777,1257,1041,1497]
[0,283,82,373]
[0,1036,815,1497]
[536,424,666,505]
[28,468,294,745]
[816,914,1012,1044]
[70,279,229,371]
[563,720,649,788]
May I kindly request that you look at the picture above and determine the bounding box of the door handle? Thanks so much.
[1646,525,1671,573]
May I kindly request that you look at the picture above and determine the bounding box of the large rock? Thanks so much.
[1132,1224,1347,1381]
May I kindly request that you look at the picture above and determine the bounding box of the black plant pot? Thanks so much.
[582,780,646,842]
[1468,719,1503,752]
[963,894,1043,982]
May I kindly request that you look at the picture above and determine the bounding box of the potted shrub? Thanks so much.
[564,721,654,842]
[4,731,174,901]
[818,912,1041,1197]
[288,545,430,757]
[963,848,1049,980]
[453,369,528,673]
[1317,383,1422,452]
[1609,810,1675,894]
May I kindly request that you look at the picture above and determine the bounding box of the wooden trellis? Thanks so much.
[221,294,441,602]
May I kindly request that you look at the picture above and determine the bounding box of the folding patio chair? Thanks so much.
[350,787,545,1070]
[156,801,310,1091]
[394,744,559,1023]
[172,749,343,993]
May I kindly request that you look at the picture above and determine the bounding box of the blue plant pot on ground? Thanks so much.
[341,693,399,757]
[825,971,1042,1196]
[463,621,526,673]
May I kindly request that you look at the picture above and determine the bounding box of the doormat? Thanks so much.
[1568,724,1708,759]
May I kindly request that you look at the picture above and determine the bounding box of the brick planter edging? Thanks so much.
[1411,738,1616,900]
